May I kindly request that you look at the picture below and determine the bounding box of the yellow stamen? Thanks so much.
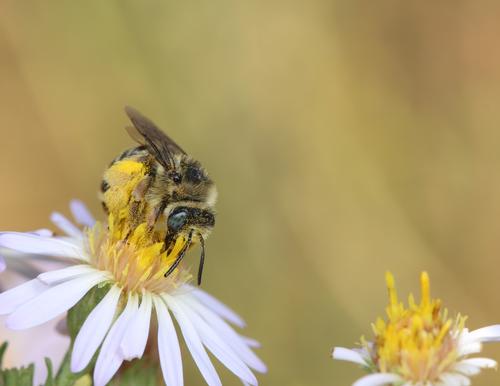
[365,272,465,383]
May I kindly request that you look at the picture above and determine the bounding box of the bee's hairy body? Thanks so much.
[99,107,217,284]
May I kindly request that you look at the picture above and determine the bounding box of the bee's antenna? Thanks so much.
[197,234,206,286]
[164,230,193,278]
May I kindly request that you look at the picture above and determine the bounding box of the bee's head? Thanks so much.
[162,155,217,251]
[164,156,217,208]
[166,205,215,241]
[163,204,215,285]
[163,155,217,243]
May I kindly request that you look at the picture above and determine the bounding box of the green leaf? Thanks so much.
[67,283,112,341]
[111,360,158,386]
[43,358,54,386]
[0,342,7,367]
[0,364,34,386]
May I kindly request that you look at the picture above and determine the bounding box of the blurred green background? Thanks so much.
[2,1,500,385]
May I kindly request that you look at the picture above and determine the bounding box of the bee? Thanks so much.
[100,106,217,285]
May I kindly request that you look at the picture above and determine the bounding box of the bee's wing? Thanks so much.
[124,106,186,169]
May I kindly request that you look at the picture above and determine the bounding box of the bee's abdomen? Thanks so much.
[101,145,148,196]
[99,145,150,218]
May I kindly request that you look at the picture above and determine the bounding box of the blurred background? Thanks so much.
[1,1,500,385]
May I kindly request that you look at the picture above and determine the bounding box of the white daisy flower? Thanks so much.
[0,200,266,386]
[332,272,500,386]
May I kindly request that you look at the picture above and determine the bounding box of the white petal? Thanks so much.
[164,294,222,386]
[0,255,5,272]
[70,199,96,227]
[32,229,54,237]
[332,347,367,366]
[457,357,497,371]
[462,357,497,368]
[153,296,183,386]
[38,265,98,285]
[182,294,266,373]
[0,233,85,260]
[179,300,257,385]
[6,271,106,329]
[120,292,152,360]
[50,212,82,238]
[457,341,482,356]
[0,278,48,315]
[439,372,471,386]
[3,256,45,279]
[352,373,403,386]
[240,336,261,349]
[466,325,500,343]
[71,285,122,372]
[94,293,138,386]
[453,362,482,376]
[189,286,245,328]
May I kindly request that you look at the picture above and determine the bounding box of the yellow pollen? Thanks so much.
[85,213,191,295]
[365,272,466,383]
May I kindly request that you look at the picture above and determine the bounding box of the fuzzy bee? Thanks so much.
[100,106,217,285]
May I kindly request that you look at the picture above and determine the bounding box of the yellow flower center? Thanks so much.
[365,272,466,383]
[85,212,190,295]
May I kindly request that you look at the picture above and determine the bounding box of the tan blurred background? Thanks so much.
[2,1,500,385]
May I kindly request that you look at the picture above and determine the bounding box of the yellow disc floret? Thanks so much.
[365,272,466,383]
[85,212,190,295]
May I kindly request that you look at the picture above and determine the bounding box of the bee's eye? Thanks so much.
[170,172,182,184]
[168,210,188,232]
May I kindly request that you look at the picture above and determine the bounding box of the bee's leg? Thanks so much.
[121,178,151,241]
[147,198,167,232]
[164,229,193,278]
[128,200,142,226]
[130,176,151,223]
[132,175,151,201]
[197,234,205,286]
